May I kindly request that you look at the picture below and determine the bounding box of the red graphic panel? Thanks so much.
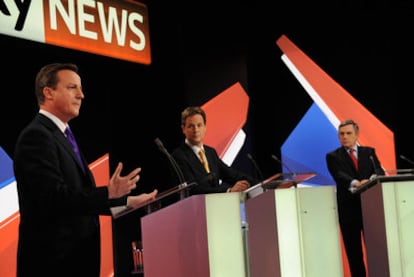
[202,82,249,158]
[276,34,396,172]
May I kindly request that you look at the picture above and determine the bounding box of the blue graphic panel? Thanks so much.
[281,103,338,186]
[0,147,15,189]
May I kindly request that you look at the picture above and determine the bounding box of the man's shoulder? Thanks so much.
[358,145,375,154]
[327,147,342,156]
[17,114,56,139]
[358,145,374,151]
[172,142,190,156]
[203,145,219,156]
[203,144,215,151]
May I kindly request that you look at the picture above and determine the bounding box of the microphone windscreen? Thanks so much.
[154,138,165,151]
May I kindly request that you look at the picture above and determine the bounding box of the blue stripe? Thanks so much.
[0,177,16,189]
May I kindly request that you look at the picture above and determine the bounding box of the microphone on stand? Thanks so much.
[369,155,380,178]
[271,154,296,177]
[247,153,264,180]
[154,138,189,199]
[399,154,414,167]
[271,154,298,188]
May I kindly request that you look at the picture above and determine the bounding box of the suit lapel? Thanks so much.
[38,114,88,175]
[183,144,206,174]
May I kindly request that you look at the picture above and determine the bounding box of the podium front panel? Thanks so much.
[393,182,414,275]
[141,193,246,277]
[246,186,343,277]
[361,179,414,277]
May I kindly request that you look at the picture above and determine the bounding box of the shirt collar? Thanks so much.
[185,139,204,156]
[39,109,67,133]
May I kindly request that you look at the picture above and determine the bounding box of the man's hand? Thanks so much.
[127,189,158,208]
[108,162,141,199]
[229,180,250,192]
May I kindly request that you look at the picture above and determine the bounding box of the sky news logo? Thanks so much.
[0,0,151,64]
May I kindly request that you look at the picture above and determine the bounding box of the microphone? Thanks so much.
[400,154,414,167]
[247,153,264,180]
[369,155,380,176]
[271,154,296,177]
[154,138,188,193]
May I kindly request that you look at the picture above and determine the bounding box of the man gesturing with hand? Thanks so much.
[13,63,157,277]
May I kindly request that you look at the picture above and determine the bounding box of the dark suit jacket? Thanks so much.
[13,114,124,276]
[326,145,384,224]
[172,142,256,195]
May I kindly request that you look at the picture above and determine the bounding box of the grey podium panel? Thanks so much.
[245,186,343,277]
[141,193,246,277]
[361,178,414,277]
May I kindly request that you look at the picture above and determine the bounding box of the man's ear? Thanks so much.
[44,87,53,100]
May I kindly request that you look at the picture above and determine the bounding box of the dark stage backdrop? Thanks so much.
[2,0,414,275]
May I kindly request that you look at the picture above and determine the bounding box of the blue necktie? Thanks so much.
[65,127,85,172]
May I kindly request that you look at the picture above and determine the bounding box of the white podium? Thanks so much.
[141,193,246,277]
[358,174,414,277]
[245,186,343,277]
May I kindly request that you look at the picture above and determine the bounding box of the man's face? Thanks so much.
[181,114,206,147]
[42,69,84,123]
[338,124,358,148]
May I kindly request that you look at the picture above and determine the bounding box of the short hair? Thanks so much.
[339,119,359,133]
[35,63,79,105]
[181,106,206,126]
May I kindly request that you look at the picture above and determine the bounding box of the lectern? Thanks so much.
[140,193,247,277]
[354,173,414,277]
[111,182,196,276]
[245,185,343,277]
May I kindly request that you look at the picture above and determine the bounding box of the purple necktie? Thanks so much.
[65,127,85,172]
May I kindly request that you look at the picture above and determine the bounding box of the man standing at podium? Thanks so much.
[172,106,256,195]
[13,63,158,277]
[326,119,384,277]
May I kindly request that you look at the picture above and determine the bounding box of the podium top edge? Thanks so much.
[353,174,414,194]
[111,182,197,219]
[384,169,414,174]
[242,172,317,196]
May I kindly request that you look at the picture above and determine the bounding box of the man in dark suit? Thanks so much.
[171,106,256,195]
[326,119,384,277]
[13,63,157,277]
